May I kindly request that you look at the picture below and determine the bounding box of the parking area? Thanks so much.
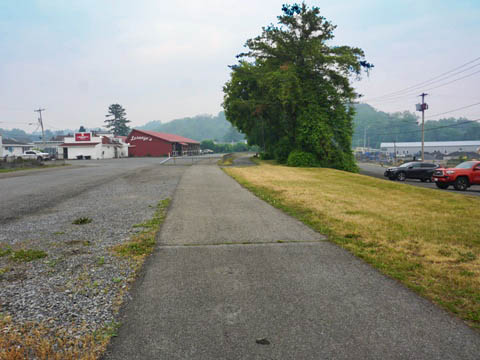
[358,162,480,197]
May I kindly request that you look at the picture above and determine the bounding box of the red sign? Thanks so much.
[75,132,91,141]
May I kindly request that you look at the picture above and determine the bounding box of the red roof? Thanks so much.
[129,129,199,144]
[59,142,99,147]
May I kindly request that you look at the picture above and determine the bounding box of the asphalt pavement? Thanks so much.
[105,163,480,359]
[358,162,480,197]
[0,158,181,223]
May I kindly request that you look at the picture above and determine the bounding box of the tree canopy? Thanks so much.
[105,104,131,136]
[223,3,372,171]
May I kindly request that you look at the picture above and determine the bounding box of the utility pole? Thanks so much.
[363,126,367,149]
[394,140,397,165]
[416,94,428,161]
[34,108,46,147]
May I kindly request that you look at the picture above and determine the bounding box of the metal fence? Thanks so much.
[160,154,223,166]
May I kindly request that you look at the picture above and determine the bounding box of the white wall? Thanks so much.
[2,145,33,156]
[64,145,98,160]
[63,144,125,160]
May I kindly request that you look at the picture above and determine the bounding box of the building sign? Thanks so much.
[130,135,152,142]
[75,132,91,141]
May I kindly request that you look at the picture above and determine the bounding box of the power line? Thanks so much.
[359,101,480,135]
[371,118,480,137]
[365,68,480,104]
[364,62,480,102]
[426,101,480,119]
[361,56,480,102]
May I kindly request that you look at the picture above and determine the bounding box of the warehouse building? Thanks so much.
[380,141,480,156]
[59,132,129,160]
[127,129,200,157]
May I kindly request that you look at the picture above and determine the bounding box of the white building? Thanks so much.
[1,138,34,157]
[59,132,129,160]
[33,135,69,159]
[0,135,2,157]
[380,141,480,156]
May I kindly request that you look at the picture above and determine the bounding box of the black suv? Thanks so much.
[384,162,438,182]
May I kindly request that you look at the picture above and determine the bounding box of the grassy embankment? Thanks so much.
[0,199,170,360]
[225,162,480,329]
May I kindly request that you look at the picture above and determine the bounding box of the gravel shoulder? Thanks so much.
[0,160,186,356]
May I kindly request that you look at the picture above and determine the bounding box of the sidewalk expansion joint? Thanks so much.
[158,239,328,248]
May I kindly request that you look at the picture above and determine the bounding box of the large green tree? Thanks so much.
[105,104,131,136]
[223,3,372,171]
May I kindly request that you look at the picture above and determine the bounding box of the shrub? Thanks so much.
[259,152,274,160]
[287,150,317,167]
[274,137,294,164]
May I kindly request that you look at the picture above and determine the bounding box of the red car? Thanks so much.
[432,161,480,190]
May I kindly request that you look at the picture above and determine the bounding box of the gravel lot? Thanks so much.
[0,159,186,342]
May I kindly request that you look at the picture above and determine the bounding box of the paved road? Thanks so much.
[106,164,480,359]
[0,157,219,224]
[359,162,480,197]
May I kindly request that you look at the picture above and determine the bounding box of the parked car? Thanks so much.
[17,150,50,161]
[384,162,438,182]
[432,161,480,190]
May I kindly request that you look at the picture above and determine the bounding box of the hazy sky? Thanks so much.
[1,0,479,132]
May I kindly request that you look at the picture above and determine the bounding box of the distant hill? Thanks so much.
[138,112,244,142]
[352,103,480,148]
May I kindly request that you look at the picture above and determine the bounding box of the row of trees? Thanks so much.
[223,3,373,171]
[200,139,259,153]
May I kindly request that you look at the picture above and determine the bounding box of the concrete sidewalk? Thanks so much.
[105,165,480,359]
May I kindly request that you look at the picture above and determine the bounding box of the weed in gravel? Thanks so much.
[97,256,105,266]
[72,217,92,225]
[114,199,170,259]
[93,321,121,341]
[112,277,122,283]
[0,247,12,257]
[53,231,65,235]
[44,258,61,268]
[83,240,92,246]
[10,249,47,262]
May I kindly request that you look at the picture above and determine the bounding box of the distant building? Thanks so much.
[1,138,34,156]
[33,135,72,159]
[380,141,480,157]
[59,132,129,160]
[126,129,200,157]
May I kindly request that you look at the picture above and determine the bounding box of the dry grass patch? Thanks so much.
[0,315,112,360]
[225,162,480,328]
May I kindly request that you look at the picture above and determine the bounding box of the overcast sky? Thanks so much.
[1,0,479,132]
